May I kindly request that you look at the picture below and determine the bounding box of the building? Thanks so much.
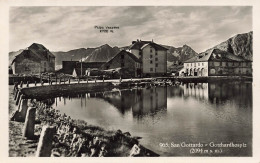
[183,48,252,76]
[11,43,55,74]
[100,50,141,78]
[127,40,168,77]
[58,61,105,76]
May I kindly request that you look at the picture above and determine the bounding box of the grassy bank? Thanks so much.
[9,86,159,157]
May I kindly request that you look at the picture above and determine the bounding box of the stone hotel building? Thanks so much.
[182,48,252,76]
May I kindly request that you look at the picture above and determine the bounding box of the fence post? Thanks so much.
[19,99,28,122]
[23,107,36,139]
[35,126,56,157]
[16,92,22,105]
[55,75,57,84]
[20,81,23,88]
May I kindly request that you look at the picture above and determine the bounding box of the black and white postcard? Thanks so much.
[1,0,260,163]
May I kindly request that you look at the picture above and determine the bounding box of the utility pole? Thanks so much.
[81,54,83,77]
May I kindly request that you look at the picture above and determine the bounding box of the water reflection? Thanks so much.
[48,81,252,156]
[91,87,167,119]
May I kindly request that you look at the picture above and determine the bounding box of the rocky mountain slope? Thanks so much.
[82,44,120,62]
[204,31,253,61]
[52,48,95,66]
[163,44,198,63]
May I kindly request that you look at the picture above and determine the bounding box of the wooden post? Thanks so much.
[87,78,88,83]
[95,78,96,84]
[59,78,61,84]
[35,126,56,157]
[20,81,23,88]
[26,81,29,87]
[69,78,70,84]
[103,77,104,83]
[55,75,57,84]
[17,94,24,107]
[14,89,18,100]
[23,107,36,139]
[19,99,28,122]
[35,81,37,86]
[40,74,42,84]
[16,92,22,105]
[78,77,80,83]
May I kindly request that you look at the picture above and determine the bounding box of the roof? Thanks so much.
[29,43,55,58]
[129,40,168,51]
[184,48,251,63]
[11,43,55,64]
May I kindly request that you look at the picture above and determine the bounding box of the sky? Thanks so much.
[9,6,252,53]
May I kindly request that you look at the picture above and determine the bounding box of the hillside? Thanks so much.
[82,44,120,62]
[163,44,198,63]
[52,48,95,66]
[204,31,253,61]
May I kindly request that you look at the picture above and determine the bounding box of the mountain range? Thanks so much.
[9,31,252,70]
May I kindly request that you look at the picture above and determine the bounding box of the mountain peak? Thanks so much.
[100,44,111,48]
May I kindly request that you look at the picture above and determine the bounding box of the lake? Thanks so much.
[49,81,252,156]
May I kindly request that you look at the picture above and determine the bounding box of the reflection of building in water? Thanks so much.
[132,86,167,118]
[182,83,209,100]
[208,82,252,108]
[90,87,167,118]
[180,82,252,108]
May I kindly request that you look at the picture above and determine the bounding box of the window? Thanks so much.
[155,58,158,61]
[150,60,153,64]
[198,63,200,66]
[150,49,153,53]
[220,62,222,66]
[150,68,153,72]
[150,55,153,58]
[155,51,158,55]
[156,63,158,67]
[202,63,204,66]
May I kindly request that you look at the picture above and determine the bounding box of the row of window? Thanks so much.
[187,62,251,67]
[186,63,204,67]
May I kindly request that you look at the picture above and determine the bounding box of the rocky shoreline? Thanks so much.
[9,85,159,157]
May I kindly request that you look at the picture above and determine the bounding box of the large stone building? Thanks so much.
[182,48,252,76]
[11,43,55,74]
[100,50,141,78]
[127,40,168,77]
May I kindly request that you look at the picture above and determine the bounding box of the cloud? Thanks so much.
[9,6,252,53]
